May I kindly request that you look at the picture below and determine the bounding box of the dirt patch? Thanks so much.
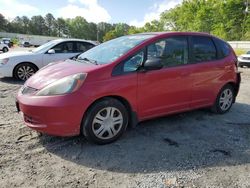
[0,68,250,187]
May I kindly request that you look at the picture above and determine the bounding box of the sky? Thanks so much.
[0,0,182,27]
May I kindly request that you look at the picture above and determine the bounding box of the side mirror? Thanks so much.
[47,49,55,54]
[143,58,163,71]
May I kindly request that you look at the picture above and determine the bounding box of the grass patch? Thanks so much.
[234,49,247,56]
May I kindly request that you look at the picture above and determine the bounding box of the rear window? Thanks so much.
[192,36,217,62]
[213,38,230,58]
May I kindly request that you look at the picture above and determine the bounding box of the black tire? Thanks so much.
[211,84,235,114]
[2,47,8,53]
[82,98,128,145]
[14,63,38,81]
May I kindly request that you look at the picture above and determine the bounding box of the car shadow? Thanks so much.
[0,77,24,85]
[39,102,250,173]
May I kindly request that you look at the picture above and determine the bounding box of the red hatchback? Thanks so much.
[16,32,241,144]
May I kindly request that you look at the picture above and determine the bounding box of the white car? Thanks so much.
[0,39,97,80]
[0,42,9,53]
[238,51,250,68]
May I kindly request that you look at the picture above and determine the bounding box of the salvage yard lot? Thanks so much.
[0,65,250,187]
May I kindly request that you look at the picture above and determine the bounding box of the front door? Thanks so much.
[137,36,193,119]
[43,41,78,66]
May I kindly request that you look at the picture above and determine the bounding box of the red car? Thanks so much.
[16,32,241,144]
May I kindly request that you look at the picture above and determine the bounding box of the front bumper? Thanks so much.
[0,65,13,77]
[16,90,91,136]
[238,61,250,67]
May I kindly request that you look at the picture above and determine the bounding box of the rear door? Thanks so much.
[137,36,193,119]
[189,36,224,108]
[42,41,78,66]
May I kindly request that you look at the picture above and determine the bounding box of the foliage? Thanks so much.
[159,0,250,41]
[0,0,249,42]
[234,48,247,56]
[0,13,119,42]
[103,23,130,41]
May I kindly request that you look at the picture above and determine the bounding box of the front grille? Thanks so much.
[21,86,38,95]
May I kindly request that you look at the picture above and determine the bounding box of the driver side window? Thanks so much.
[123,51,144,72]
[51,42,74,53]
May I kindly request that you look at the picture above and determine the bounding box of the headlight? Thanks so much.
[0,58,9,65]
[36,73,87,96]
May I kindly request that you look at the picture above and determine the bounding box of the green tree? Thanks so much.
[67,16,89,39]
[44,13,56,36]
[0,13,7,31]
[103,23,130,41]
[159,0,248,40]
[56,17,69,37]
[29,15,47,35]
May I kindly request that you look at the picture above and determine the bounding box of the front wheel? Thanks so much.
[211,84,234,114]
[14,63,38,81]
[2,47,8,53]
[82,98,128,144]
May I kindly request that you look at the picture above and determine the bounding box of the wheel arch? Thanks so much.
[226,81,239,102]
[218,82,238,103]
[12,62,39,77]
[81,95,138,134]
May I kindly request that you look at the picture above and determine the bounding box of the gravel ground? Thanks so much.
[0,48,250,187]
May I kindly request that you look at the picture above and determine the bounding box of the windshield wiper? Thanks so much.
[77,57,98,65]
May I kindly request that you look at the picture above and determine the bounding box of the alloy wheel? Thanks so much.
[17,65,35,80]
[219,88,233,111]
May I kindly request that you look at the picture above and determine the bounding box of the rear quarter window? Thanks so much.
[213,38,231,59]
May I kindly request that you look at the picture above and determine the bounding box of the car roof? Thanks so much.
[136,31,213,37]
[52,38,98,45]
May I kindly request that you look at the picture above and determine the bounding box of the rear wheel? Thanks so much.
[82,98,128,144]
[2,47,8,53]
[212,84,234,114]
[14,63,38,81]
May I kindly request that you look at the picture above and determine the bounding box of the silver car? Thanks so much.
[238,51,250,68]
[0,39,97,80]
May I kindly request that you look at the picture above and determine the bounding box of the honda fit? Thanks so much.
[16,32,241,144]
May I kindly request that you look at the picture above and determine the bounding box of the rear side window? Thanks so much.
[192,36,217,62]
[213,38,230,58]
[75,42,95,53]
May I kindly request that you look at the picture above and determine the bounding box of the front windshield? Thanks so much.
[32,40,58,53]
[78,35,154,64]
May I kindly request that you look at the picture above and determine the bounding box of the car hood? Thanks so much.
[240,54,250,58]
[25,59,98,90]
[0,51,33,59]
